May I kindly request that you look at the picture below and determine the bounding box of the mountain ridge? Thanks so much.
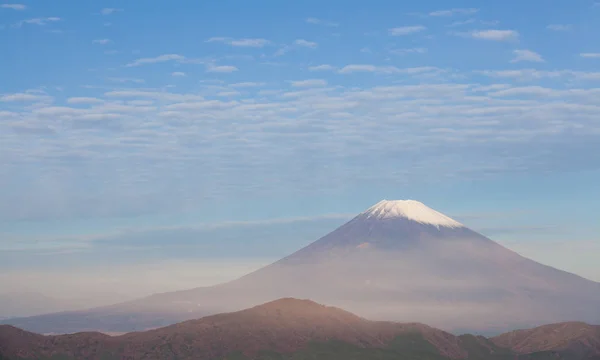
[1,298,599,360]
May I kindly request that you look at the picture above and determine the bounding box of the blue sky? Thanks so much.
[1,0,600,303]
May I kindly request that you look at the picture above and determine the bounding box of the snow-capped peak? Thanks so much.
[361,200,464,228]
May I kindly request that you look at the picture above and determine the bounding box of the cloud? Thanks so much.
[3,64,600,224]
[66,97,104,104]
[1,3,26,10]
[467,29,519,41]
[580,53,600,58]
[100,8,122,15]
[429,8,479,17]
[14,17,61,27]
[308,64,336,72]
[476,68,600,81]
[511,49,544,63]
[230,82,265,88]
[305,17,338,27]
[290,79,327,87]
[125,54,187,67]
[389,26,427,36]
[294,39,318,48]
[107,77,145,84]
[206,37,270,47]
[391,47,428,55]
[0,92,50,102]
[547,24,572,31]
[92,39,111,45]
[337,64,441,75]
[206,64,238,73]
[171,72,186,77]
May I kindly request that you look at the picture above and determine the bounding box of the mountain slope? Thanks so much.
[3,200,600,334]
[1,299,600,360]
[0,298,463,360]
[492,322,600,357]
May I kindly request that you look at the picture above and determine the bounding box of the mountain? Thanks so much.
[1,298,599,360]
[3,200,600,334]
[492,322,600,357]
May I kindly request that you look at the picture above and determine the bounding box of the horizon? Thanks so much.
[2,0,600,320]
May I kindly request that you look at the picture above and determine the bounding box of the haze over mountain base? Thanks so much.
[2,200,600,335]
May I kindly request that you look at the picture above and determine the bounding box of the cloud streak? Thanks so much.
[389,26,427,36]
[1,3,26,10]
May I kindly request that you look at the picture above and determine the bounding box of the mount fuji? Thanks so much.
[4,200,600,334]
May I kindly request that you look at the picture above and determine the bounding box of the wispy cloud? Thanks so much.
[100,8,122,15]
[66,97,104,104]
[206,64,238,73]
[305,17,338,27]
[465,29,519,41]
[308,64,336,72]
[290,79,327,87]
[547,24,572,31]
[580,53,600,58]
[511,49,544,63]
[14,17,61,27]
[206,37,270,47]
[337,64,440,75]
[1,3,26,10]
[389,26,427,36]
[171,71,186,77]
[294,39,318,48]
[125,54,187,67]
[390,47,428,55]
[429,8,479,17]
[92,39,111,45]
[0,92,50,102]
[107,77,145,84]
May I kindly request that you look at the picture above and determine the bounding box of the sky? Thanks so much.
[1,0,600,311]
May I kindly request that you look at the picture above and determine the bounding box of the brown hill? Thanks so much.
[1,298,599,360]
[492,322,600,356]
[0,298,464,360]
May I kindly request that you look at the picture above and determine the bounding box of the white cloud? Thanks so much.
[338,64,440,75]
[580,53,600,58]
[476,69,600,81]
[1,3,26,10]
[429,8,479,17]
[100,8,122,15]
[66,97,104,104]
[230,82,265,88]
[0,92,49,102]
[290,79,327,87]
[389,26,427,36]
[547,24,572,31]
[171,71,186,77]
[295,39,318,48]
[391,47,428,55]
[107,77,145,83]
[125,54,187,67]
[468,29,519,41]
[14,17,61,27]
[305,17,338,27]
[93,39,111,45]
[309,64,336,72]
[206,37,270,47]
[206,64,238,73]
[511,49,544,63]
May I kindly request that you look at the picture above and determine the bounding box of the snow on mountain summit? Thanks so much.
[361,200,464,228]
